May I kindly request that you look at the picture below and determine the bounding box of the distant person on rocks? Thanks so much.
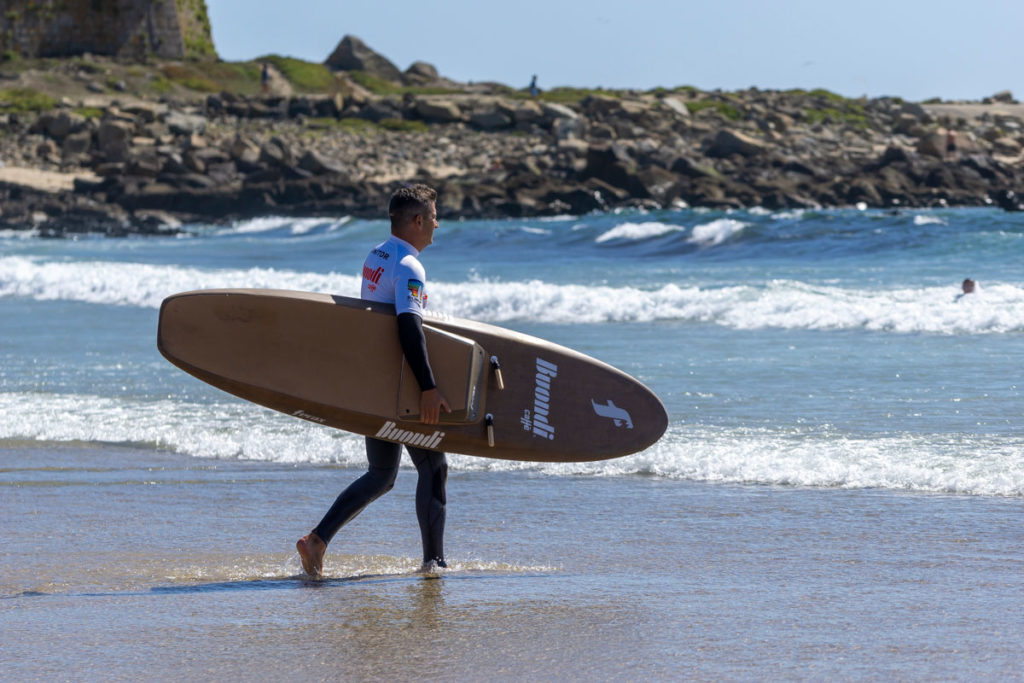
[261,62,270,95]
[529,74,539,98]
[945,129,957,160]
[296,184,451,578]
[956,278,976,301]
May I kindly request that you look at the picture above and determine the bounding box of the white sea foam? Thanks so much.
[213,215,352,235]
[913,214,946,226]
[0,392,367,465]
[3,256,1024,333]
[607,424,1024,497]
[0,256,361,308]
[519,226,552,236]
[770,209,808,221]
[2,393,1020,496]
[688,218,748,246]
[434,278,1024,333]
[595,221,683,243]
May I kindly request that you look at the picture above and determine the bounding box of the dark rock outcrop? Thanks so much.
[325,35,403,83]
[3,77,1024,235]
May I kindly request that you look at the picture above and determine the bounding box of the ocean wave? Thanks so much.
[595,221,683,243]
[3,256,1023,333]
[592,218,747,246]
[2,392,1020,497]
[0,256,361,308]
[433,278,1024,333]
[604,424,1024,497]
[688,218,749,246]
[0,392,365,464]
[211,215,353,236]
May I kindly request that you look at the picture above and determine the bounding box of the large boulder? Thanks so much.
[993,189,1024,211]
[635,166,681,205]
[97,120,134,161]
[992,136,1022,156]
[403,61,440,86]
[583,143,645,195]
[259,138,295,168]
[62,130,93,160]
[916,133,945,158]
[539,102,578,123]
[325,35,403,83]
[469,110,512,130]
[706,129,767,158]
[165,111,207,136]
[299,149,346,175]
[552,116,585,141]
[33,111,87,140]
[415,99,463,123]
[660,96,690,119]
[229,136,262,169]
[511,100,544,123]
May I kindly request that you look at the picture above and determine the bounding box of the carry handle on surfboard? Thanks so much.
[489,355,505,391]
[397,325,488,425]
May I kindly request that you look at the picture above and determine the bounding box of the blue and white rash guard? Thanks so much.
[361,234,428,316]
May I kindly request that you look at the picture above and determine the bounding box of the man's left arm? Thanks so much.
[396,312,450,425]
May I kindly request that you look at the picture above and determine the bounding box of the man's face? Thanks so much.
[420,202,439,246]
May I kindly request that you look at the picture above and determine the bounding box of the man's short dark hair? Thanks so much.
[389,184,437,225]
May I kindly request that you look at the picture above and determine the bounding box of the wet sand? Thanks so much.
[2,441,1022,680]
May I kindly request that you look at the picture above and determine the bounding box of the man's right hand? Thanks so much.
[420,388,451,425]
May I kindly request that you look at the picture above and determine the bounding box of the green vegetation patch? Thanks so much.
[647,85,700,97]
[347,70,462,97]
[685,99,743,121]
[784,87,847,102]
[0,87,55,112]
[775,88,871,128]
[348,70,400,95]
[73,106,104,118]
[506,86,622,104]
[804,105,869,128]
[176,0,217,59]
[257,55,334,93]
[161,61,261,94]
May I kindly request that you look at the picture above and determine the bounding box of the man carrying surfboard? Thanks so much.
[297,184,451,577]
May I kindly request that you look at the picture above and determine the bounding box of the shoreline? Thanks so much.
[3,85,1024,235]
[2,440,1022,679]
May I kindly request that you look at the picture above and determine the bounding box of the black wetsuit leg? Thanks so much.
[312,437,400,544]
[408,446,447,565]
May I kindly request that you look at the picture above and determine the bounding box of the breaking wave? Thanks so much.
[1,393,1020,497]
[3,255,1022,334]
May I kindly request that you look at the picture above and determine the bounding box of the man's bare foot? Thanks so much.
[296,532,326,578]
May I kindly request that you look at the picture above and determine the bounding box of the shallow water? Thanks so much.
[2,444,1022,680]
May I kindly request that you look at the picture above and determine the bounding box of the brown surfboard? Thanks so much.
[157,289,668,463]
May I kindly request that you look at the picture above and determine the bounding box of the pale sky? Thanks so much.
[206,0,1023,102]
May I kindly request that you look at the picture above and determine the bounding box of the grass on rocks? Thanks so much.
[0,87,55,112]
[346,70,462,96]
[256,55,335,92]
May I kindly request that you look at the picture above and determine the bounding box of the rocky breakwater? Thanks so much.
[2,85,1024,235]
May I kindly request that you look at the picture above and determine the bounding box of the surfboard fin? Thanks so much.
[490,356,505,391]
